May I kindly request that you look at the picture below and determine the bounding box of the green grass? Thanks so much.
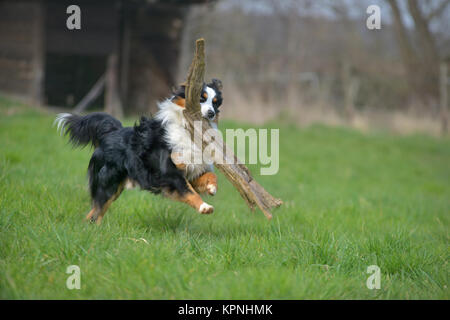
[0,96,448,299]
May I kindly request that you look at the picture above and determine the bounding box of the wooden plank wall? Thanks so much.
[43,0,119,109]
[0,0,189,111]
[125,4,186,114]
[0,0,45,104]
[46,0,119,56]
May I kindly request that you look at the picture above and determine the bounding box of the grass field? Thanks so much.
[0,96,448,299]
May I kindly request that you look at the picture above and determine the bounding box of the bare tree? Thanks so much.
[386,0,449,101]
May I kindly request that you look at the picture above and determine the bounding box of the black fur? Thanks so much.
[172,80,223,116]
[61,112,123,148]
[58,79,223,222]
[60,113,190,212]
[208,79,223,115]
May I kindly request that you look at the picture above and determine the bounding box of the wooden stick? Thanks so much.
[73,74,106,113]
[183,38,282,219]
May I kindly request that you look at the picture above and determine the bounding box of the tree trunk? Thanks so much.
[387,0,419,94]
[387,0,440,100]
[407,0,439,63]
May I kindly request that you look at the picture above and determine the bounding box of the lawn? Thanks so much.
[0,96,448,299]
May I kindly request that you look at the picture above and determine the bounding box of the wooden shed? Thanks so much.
[0,0,206,115]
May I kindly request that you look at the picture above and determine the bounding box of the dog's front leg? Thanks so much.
[164,179,214,214]
[170,152,187,171]
[191,172,217,196]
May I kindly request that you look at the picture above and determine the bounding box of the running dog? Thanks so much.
[55,79,223,224]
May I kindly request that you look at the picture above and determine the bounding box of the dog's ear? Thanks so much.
[172,82,187,98]
[209,78,223,91]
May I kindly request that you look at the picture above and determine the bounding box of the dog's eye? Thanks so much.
[202,92,208,99]
[213,98,217,103]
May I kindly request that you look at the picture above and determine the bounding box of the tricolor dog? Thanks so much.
[55,79,223,224]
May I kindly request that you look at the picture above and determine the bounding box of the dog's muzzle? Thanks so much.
[207,110,215,120]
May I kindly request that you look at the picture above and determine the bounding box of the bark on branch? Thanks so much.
[183,38,282,219]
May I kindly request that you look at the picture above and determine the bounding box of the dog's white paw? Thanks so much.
[199,202,214,214]
[206,184,217,195]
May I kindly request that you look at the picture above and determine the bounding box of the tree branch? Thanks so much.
[183,38,282,219]
[426,0,450,21]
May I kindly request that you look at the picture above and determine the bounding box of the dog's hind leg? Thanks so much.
[87,167,125,225]
[85,148,128,224]
[87,180,125,224]
[86,181,125,224]
[85,207,96,221]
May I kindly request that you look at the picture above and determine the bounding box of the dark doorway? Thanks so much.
[44,53,106,108]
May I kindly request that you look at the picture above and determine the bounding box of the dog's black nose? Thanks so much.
[207,110,215,119]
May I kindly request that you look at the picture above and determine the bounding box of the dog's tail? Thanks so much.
[54,112,123,148]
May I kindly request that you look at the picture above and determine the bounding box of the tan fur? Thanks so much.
[172,97,185,108]
[191,172,217,195]
[171,152,187,170]
[85,181,125,224]
[163,179,212,213]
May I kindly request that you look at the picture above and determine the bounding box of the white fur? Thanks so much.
[207,184,217,195]
[201,86,217,120]
[155,99,216,181]
[199,202,214,214]
[54,113,71,135]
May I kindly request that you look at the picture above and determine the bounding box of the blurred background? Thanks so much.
[1,1,449,300]
[1,0,449,135]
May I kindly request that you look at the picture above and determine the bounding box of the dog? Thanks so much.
[55,79,223,224]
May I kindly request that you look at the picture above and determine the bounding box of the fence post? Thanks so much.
[105,53,123,118]
[440,62,448,135]
[342,61,359,124]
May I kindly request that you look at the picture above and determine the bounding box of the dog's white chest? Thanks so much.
[155,100,214,180]
[167,122,213,180]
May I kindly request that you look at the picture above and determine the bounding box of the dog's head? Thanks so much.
[171,79,223,121]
